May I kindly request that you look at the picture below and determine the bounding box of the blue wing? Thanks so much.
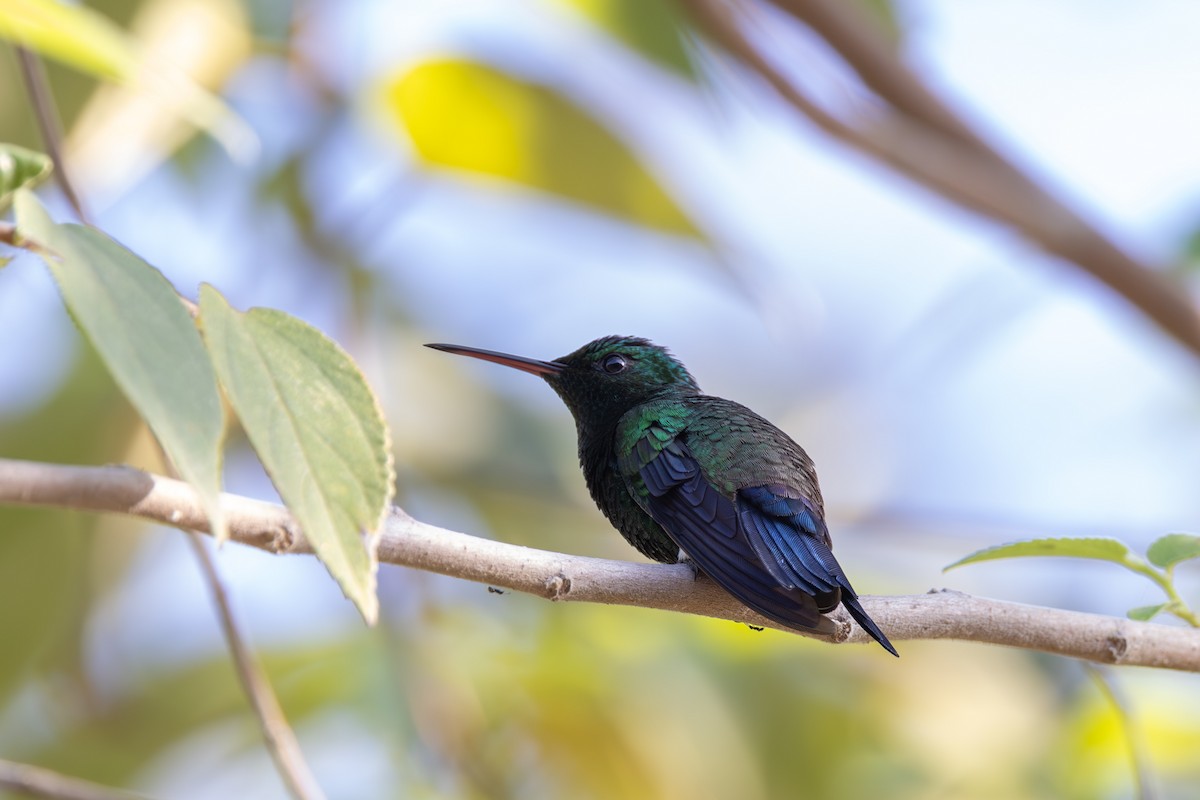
[638,437,829,633]
[637,437,897,655]
[737,485,841,609]
[739,485,897,656]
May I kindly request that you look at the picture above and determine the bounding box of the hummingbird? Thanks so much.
[426,336,897,656]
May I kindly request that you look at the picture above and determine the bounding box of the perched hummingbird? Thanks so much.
[427,336,897,656]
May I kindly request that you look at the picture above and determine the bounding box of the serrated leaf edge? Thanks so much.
[944,536,1132,572]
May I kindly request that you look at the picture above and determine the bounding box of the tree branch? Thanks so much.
[682,0,1200,359]
[2,457,1199,671]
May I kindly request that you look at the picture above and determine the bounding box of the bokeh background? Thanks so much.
[3,0,1200,797]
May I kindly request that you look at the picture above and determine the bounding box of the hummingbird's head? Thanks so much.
[426,336,700,429]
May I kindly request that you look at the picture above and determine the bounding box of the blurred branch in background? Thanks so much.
[3,457,1199,672]
[14,46,88,223]
[0,757,151,800]
[184,532,326,800]
[1085,665,1157,800]
[681,0,1200,358]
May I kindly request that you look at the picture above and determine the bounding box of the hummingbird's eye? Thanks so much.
[600,354,629,374]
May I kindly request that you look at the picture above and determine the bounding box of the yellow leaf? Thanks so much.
[0,0,255,163]
[381,59,705,241]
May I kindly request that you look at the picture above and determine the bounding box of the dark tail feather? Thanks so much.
[840,592,899,657]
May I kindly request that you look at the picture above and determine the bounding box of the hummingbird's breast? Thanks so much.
[575,419,681,564]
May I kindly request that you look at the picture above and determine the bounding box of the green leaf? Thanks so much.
[198,285,394,624]
[0,0,256,160]
[13,189,226,541]
[945,537,1136,571]
[382,59,705,241]
[1146,533,1200,569]
[0,144,52,212]
[1127,603,1169,622]
[556,0,698,79]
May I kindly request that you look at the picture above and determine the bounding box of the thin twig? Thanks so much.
[14,47,91,225]
[0,758,151,800]
[2,457,1200,671]
[15,41,311,799]
[1085,665,1158,800]
[184,532,326,800]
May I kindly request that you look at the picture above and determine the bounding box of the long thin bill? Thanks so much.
[425,343,565,376]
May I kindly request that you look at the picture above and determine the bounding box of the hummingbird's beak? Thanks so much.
[425,343,565,377]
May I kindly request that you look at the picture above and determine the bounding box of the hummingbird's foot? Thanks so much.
[676,549,699,581]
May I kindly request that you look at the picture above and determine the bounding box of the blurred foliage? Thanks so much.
[0,0,137,80]
[1060,671,1200,799]
[948,535,1200,626]
[64,0,256,203]
[2,1,1200,799]
[7,636,390,793]
[0,0,253,156]
[383,58,707,242]
[555,0,699,79]
[0,342,137,710]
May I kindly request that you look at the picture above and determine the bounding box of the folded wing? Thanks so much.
[636,437,828,632]
[633,434,897,655]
